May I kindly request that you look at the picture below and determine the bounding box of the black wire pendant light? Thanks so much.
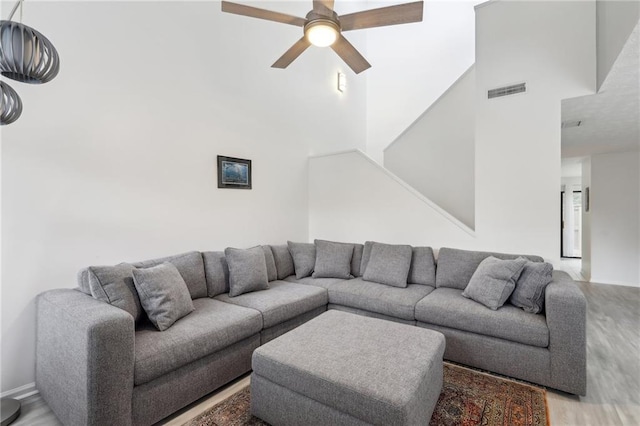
[0,0,59,125]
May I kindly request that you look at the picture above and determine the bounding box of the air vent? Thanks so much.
[561,120,582,129]
[488,83,526,99]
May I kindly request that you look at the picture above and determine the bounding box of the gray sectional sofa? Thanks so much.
[36,243,586,426]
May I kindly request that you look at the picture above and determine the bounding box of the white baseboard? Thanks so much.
[1,382,38,400]
[589,278,640,288]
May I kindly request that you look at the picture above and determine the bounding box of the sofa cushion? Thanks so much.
[132,263,195,331]
[436,247,544,290]
[202,251,229,297]
[215,281,328,329]
[287,241,316,279]
[352,243,364,277]
[134,298,262,385]
[312,240,354,279]
[262,246,278,282]
[359,241,375,275]
[510,260,554,314]
[408,247,437,286]
[362,242,413,288]
[87,263,144,321]
[328,278,434,321]
[462,257,527,310]
[415,287,549,347]
[225,247,269,297]
[284,275,348,290]
[270,245,295,280]
[131,251,208,299]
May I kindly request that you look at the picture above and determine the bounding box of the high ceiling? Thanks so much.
[561,23,639,158]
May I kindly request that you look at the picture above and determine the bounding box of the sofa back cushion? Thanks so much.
[288,241,316,279]
[270,245,295,279]
[436,247,544,290]
[131,251,208,299]
[351,243,364,277]
[408,247,436,286]
[262,246,278,282]
[87,263,144,322]
[201,251,230,297]
[359,241,375,276]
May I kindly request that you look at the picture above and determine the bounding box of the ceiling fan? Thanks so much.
[221,0,424,74]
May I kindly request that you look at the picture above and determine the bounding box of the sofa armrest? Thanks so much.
[36,289,135,426]
[544,271,587,395]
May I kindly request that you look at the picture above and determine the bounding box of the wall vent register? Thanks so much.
[487,82,526,99]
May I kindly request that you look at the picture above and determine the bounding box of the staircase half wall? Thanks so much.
[308,150,476,248]
[384,66,475,229]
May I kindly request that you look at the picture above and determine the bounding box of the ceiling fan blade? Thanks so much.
[313,0,335,14]
[272,37,312,69]
[340,1,423,31]
[331,35,371,74]
[221,1,306,27]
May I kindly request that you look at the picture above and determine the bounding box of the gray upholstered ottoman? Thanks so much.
[251,310,445,426]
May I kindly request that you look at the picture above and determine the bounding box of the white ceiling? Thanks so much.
[561,22,639,158]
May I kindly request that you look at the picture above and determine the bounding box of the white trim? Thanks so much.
[310,149,477,237]
[1,382,38,400]
[474,0,499,11]
[589,278,640,288]
[308,149,361,160]
[383,65,476,153]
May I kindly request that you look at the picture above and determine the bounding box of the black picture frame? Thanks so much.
[217,156,252,189]
[584,187,590,212]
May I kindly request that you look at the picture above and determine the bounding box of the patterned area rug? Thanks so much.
[183,363,548,426]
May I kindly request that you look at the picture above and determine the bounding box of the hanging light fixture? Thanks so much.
[0,0,59,125]
[0,19,60,84]
[0,81,22,125]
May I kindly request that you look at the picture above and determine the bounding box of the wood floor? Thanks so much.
[11,279,640,426]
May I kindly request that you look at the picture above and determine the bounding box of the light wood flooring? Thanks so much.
[10,279,640,426]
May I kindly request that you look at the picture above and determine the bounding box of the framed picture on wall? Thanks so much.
[584,187,590,212]
[217,156,252,189]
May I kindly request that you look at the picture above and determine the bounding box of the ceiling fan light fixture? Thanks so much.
[305,20,339,47]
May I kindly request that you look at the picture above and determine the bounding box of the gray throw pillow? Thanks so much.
[132,263,195,331]
[262,246,278,282]
[510,259,554,313]
[88,263,144,322]
[362,242,413,288]
[225,246,269,297]
[287,241,316,279]
[463,256,527,310]
[312,240,354,279]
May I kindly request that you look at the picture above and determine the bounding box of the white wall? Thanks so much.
[581,157,592,280]
[589,151,640,286]
[596,0,640,89]
[310,1,596,264]
[0,1,367,393]
[384,66,475,229]
[474,0,596,262]
[309,150,475,246]
[365,0,480,163]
